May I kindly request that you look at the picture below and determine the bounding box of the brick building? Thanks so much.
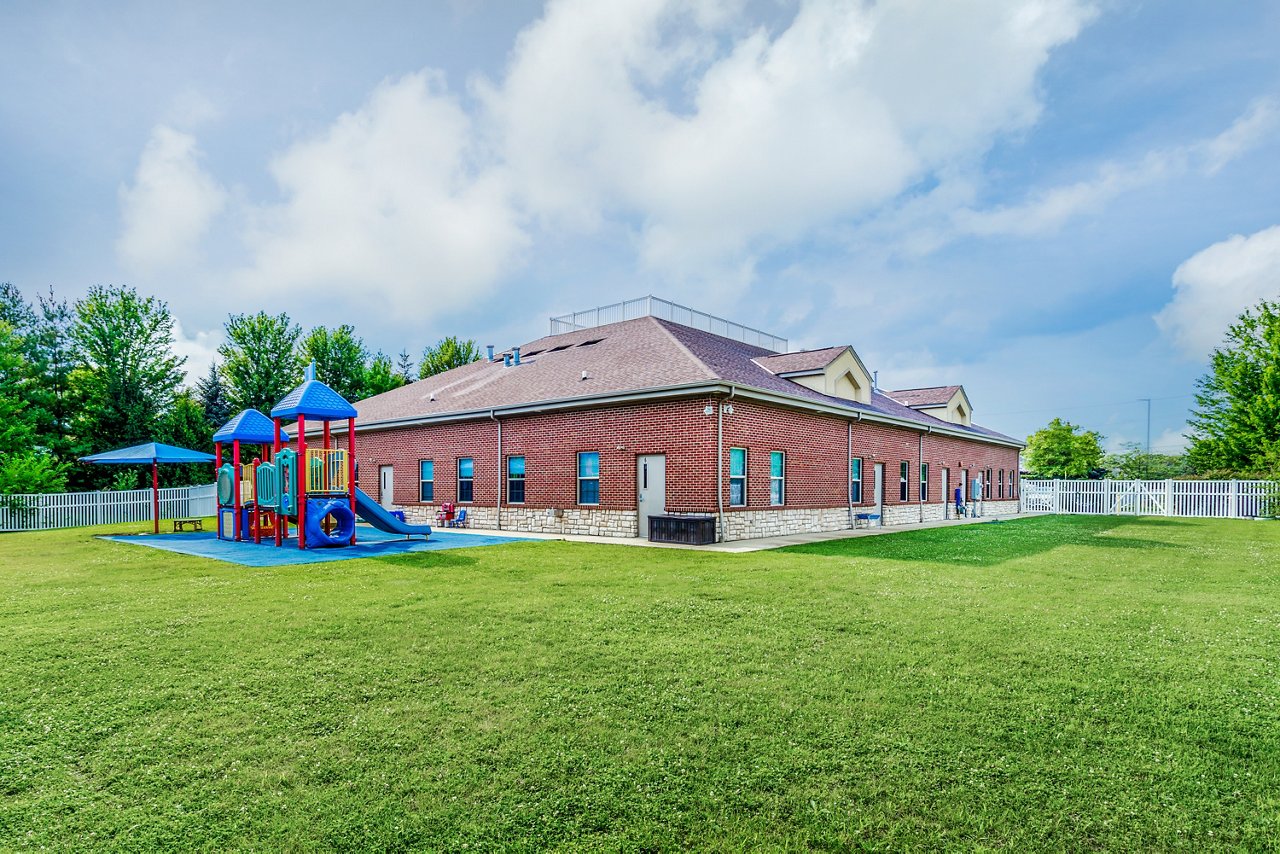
[343,300,1023,541]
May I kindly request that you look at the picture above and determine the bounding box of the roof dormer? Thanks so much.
[755,346,873,405]
[886,385,974,426]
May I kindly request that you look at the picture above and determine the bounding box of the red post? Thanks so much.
[214,442,222,474]
[297,415,306,550]
[152,460,159,534]
[252,458,261,544]
[348,417,357,545]
[274,419,283,547]
[232,438,241,541]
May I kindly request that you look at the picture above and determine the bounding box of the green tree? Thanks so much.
[219,312,302,413]
[159,390,215,487]
[0,322,38,457]
[419,335,482,379]
[69,285,184,467]
[297,325,368,401]
[195,361,233,429]
[0,282,36,333]
[361,352,404,398]
[1025,418,1105,479]
[0,450,69,496]
[1102,444,1194,480]
[1187,299,1280,475]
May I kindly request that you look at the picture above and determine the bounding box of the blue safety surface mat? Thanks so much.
[102,525,533,566]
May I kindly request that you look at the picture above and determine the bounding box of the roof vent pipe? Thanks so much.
[504,353,512,367]
[513,346,521,365]
[872,370,878,392]
[486,345,495,362]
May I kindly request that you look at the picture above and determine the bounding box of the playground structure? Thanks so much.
[214,365,430,550]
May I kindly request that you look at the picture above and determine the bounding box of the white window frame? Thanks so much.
[769,451,785,506]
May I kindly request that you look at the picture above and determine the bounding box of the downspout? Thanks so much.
[490,409,501,530]
[716,394,725,542]
[919,428,931,523]
[847,419,854,529]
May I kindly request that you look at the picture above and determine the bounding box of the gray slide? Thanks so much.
[354,488,432,537]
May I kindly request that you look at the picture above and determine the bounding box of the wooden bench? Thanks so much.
[172,518,203,532]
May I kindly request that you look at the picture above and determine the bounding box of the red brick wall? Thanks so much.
[348,398,718,512]
[339,395,1020,513]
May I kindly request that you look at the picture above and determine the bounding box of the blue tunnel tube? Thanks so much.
[304,498,356,548]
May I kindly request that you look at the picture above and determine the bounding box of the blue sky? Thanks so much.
[3,0,1279,451]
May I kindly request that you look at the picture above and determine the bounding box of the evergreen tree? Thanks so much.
[0,282,36,333]
[1187,299,1280,475]
[159,390,215,486]
[69,286,185,484]
[30,288,76,459]
[419,335,482,378]
[1024,418,1105,479]
[219,312,302,413]
[396,349,415,383]
[362,352,404,398]
[195,361,233,428]
[297,324,368,402]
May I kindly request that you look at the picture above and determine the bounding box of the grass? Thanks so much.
[1,515,1278,851]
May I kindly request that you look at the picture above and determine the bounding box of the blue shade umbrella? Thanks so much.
[80,442,216,533]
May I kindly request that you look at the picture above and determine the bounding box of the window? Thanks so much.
[457,457,474,502]
[729,448,747,507]
[507,456,525,504]
[770,452,785,505]
[998,469,1004,499]
[419,460,434,502]
[577,452,599,505]
[985,468,992,499]
[920,462,929,502]
[850,457,863,503]
[900,462,909,501]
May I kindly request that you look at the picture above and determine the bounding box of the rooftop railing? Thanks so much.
[550,296,788,353]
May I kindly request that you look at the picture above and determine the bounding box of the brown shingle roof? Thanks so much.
[351,318,1018,445]
[885,386,963,408]
[753,347,847,375]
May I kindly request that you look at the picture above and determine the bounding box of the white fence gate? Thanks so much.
[1020,479,1275,519]
[0,483,217,532]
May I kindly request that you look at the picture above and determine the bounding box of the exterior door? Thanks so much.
[941,468,949,519]
[636,455,666,537]
[379,465,394,509]
[873,463,884,526]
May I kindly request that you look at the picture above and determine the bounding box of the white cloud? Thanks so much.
[481,0,1095,281]
[1155,224,1280,358]
[953,98,1278,239]
[117,125,227,272]
[171,319,223,387]
[234,70,527,318]
[1152,426,1190,454]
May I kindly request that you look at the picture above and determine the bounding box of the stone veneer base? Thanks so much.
[395,501,1022,542]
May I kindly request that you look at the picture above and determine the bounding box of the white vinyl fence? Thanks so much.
[1020,479,1277,519]
[0,483,216,532]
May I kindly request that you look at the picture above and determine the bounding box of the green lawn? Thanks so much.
[2,516,1278,851]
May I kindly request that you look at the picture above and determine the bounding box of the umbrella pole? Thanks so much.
[152,460,159,534]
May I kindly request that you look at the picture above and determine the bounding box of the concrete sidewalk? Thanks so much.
[442,510,1040,553]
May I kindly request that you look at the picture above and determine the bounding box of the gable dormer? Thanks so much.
[886,385,974,426]
[755,346,873,405]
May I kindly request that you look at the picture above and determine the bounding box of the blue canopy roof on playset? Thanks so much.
[80,442,215,465]
[212,408,283,444]
[270,366,358,421]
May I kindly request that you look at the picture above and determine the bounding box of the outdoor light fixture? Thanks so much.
[724,404,734,415]
[704,405,714,415]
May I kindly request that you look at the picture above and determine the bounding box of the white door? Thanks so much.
[379,465,394,509]
[941,468,949,519]
[873,463,884,526]
[636,455,666,537]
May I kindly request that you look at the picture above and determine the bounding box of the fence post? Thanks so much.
[1053,479,1062,513]
[1165,480,1174,516]
[1230,480,1240,519]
